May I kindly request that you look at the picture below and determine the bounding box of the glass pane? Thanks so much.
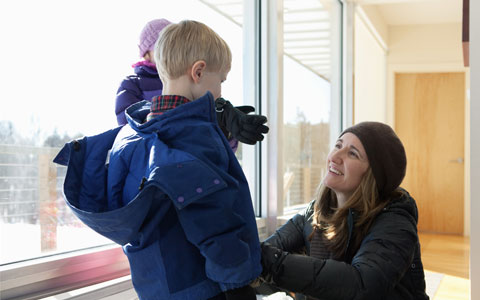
[0,0,245,264]
[197,0,258,215]
[283,0,342,211]
[195,0,246,163]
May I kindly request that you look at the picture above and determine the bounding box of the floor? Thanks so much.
[419,233,470,300]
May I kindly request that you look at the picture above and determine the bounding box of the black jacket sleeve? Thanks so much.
[264,202,419,300]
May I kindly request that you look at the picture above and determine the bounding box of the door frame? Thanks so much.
[387,63,470,235]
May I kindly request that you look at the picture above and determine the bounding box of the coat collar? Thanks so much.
[125,91,216,135]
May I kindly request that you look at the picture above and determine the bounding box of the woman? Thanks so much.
[260,122,429,300]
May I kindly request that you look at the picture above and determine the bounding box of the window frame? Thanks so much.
[0,0,350,297]
[0,245,129,299]
[260,0,347,237]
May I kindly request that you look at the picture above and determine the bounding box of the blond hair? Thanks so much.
[310,168,401,259]
[154,20,232,81]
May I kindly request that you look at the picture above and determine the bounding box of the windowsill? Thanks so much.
[0,244,130,300]
[39,275,136,300]
[256,203,308,236]
[278,203,308,226]
[3,214,307,300]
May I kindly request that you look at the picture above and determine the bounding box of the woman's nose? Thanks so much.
[329,149,344,164]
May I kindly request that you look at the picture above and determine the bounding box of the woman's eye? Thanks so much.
[349,151,358,158]
[335,143,341,149]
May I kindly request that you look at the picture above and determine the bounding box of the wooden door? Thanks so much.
[395,72,465,234]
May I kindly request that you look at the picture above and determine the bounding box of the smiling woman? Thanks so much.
[258,121,430,300]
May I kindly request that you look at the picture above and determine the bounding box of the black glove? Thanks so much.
[260,242,288,284]
[215,98,269,145]
[224,284,256,300]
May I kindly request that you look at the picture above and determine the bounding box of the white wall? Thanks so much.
[353,10,387,123]
[386,23,466,126]
[470,1,480,298]
[388,23,463,65]
[360,5,388,45]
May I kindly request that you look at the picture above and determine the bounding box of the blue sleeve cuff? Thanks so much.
[205,255,262,291]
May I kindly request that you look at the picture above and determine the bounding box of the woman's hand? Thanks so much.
[260,242,289,284]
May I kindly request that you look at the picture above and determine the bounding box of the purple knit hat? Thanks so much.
[138,18,172,58]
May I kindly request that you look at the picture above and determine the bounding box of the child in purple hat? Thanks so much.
[115,18,172,126]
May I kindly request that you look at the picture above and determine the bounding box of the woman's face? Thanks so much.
[323,132,369,201]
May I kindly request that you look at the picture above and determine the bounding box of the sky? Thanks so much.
[0,0,331,143]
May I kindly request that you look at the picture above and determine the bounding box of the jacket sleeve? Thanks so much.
[264,201,313,253]
[267,207,418,300]
[115,77,142,126]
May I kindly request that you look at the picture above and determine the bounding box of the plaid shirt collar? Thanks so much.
[146,95,191,122]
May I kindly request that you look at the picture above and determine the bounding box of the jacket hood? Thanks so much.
[53,127,122,214]
[54,90,262,297]
[52,93,223,244]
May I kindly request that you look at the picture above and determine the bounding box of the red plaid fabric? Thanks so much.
[146,95,191,122]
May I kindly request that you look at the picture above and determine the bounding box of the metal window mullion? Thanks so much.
[242,0,260,217]
[260,0,284,236]
[342,0,354,131]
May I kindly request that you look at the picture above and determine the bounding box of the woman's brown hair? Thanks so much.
[310,167,398,260]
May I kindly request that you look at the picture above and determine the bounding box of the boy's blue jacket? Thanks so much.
[54,92,262,300]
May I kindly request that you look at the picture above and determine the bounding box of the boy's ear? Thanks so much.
[190,60,207,83]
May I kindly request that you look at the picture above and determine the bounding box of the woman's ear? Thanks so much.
[190,60,207,83]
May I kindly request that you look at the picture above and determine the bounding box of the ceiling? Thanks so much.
[355,0,463,26]
[199,0,464,81]
[200,0,337,81]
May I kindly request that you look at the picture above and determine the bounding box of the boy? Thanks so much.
[116,18,268,148]
[54,20,262,300]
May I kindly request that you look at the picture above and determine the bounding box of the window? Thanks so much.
[0,0,249,266]
[0,1,252,297]
[195,0,344,218]
[0,0,345,297]
[282,0,343,212]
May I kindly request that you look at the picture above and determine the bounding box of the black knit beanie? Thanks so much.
[340,121,407,198]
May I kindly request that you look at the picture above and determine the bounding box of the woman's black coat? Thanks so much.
[262,189,429,300]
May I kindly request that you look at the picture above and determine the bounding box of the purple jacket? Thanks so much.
[115,62,163,125]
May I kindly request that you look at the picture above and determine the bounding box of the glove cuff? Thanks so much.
[215,97,229,112]
[215,98,232,139]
